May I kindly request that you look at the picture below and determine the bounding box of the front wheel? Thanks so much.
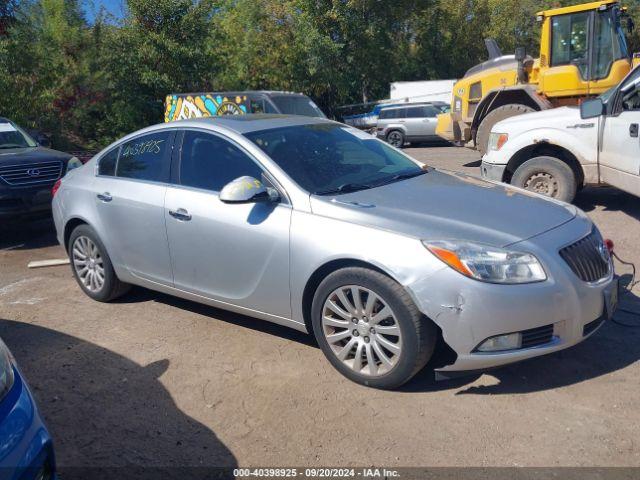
[311,267,436,389]
[511,155,577,203]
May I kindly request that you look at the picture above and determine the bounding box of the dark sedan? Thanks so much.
[0,118,81,219]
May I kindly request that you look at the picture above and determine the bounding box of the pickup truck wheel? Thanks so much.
[511,156,577,203]
[476,104,534,155]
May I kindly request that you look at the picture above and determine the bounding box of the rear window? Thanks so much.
[116,131,172,182]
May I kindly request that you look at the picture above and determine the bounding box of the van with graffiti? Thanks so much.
[164,91,326,122]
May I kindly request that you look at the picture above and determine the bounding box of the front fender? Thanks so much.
[484,126,597,171]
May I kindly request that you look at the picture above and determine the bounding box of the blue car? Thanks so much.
[0,337,56,480]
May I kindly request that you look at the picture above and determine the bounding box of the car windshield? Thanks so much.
[269,96,326,118]
[0,122,37,149]
[245,123,426,195]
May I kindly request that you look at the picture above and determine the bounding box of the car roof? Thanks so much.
[379,103,437,111]
[168,91,310,98]
[146,114,338,135]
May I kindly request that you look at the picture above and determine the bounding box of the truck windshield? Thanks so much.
[269,96,326,118]
[0,122,37,149]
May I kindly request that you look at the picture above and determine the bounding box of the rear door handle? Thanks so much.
[97,192,112,202]
[169,208,192,221]
[630,123,638,138]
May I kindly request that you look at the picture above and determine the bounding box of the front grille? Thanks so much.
[560,229,611,283]
[521,324,554,348]
[0,161,63,186]
[583,316,605,337]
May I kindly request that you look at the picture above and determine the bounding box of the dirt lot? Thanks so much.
[1,145,639,471]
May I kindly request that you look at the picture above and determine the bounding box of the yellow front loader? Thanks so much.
[437,0,638,154]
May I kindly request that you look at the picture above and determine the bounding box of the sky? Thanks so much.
[83,0,125,23]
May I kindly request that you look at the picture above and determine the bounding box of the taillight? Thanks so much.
[52,179,62,197]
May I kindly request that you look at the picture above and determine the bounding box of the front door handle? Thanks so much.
[97,192,112,202]
[630,123,638,138]
[169,208,192,221]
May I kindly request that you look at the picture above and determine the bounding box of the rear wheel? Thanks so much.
[68,224,130,302]
[511,155,577,203]
[386,130,405,148]
[311,267,436,389]
[476,103,535,155]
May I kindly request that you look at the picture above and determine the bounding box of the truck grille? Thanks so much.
[0,161,64,186]
[559,229,611,283]
[521,324,554,348]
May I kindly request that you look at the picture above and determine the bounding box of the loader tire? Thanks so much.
[476,104,535,155]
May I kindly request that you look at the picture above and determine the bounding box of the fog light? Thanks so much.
[476,332,522,352]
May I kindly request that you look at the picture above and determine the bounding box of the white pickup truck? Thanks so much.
[481,66,640,203]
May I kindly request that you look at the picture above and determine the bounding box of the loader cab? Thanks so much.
[538,1,631,98]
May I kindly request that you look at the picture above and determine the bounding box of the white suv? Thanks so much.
[481,66,640,203]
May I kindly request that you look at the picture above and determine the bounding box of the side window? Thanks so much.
[423,106,439,117]
[250,99,265,114]
[551,13,589,78]
[117,131,172,182]
[179,131,264,192]
[98,147,118,176]
[264,100,278,114]
[620,73,640,111]
[406,107,424,118]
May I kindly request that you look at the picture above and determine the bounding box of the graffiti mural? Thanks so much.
[164,94,248,122]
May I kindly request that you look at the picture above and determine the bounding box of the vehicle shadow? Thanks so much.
[403,286,640,395]
[0,216,59,251]
[115,284,640,397]
[575,186,640,221]
[0,319,238,479]
[115,287,316,347]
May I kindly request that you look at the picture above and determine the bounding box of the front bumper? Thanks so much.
[0,184,55,219]
[0,367,56,480]
[480,159,507,183]
[406,215,616,373]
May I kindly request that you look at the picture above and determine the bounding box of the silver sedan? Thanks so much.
[52,115,618,389]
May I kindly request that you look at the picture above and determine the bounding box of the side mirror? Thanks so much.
[580,98,605,119]
[36,135,51,148]
[514,47,526,62]
[219,176,279,204]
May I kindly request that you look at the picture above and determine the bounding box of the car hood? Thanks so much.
[309,169,577,247]
[0,146,72,164]
[493,106,582,135]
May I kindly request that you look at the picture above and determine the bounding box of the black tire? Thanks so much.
[68,224,131,302]
[311,267,436,389]
[386,130,405,148]
[476,103,535,155]
[511,155,577,203]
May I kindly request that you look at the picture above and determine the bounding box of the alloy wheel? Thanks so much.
[387,132,403,148]
[72,236,105,292]
[322,285,402,377]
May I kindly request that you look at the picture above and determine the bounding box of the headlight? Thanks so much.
[0,338,15,402]
[66,156,82,173]
[424,240,546,284]
[488,132,508,151]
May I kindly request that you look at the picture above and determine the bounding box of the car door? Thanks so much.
[403,106,424,140]
[164,129,292,319]
[92,130,175,285]
[599,68,640,191]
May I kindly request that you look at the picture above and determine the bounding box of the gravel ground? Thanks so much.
[1,145,639,472]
